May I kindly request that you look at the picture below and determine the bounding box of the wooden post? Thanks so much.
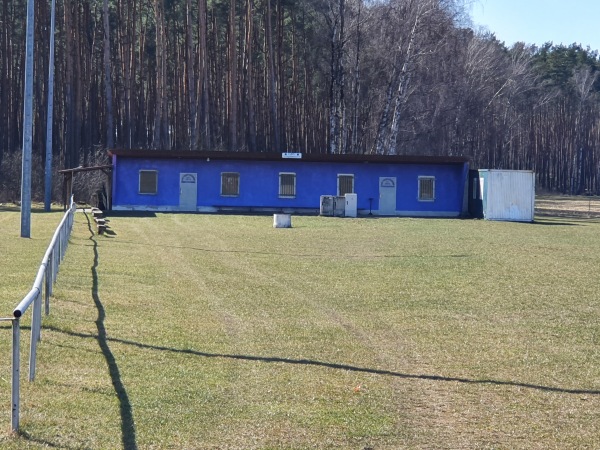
[62,173,67,211]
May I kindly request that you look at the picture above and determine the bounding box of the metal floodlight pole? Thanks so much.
[44,0,57,212]
[20,0,35,237]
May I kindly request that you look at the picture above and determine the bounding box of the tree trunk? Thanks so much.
[63,0,76,167]
[351,0,362,154]
[327,0,345,154]
[387,8,421,156]
[266,0,280,152]
[244,0,257,152]
[197,0,211,150]
[153,0,168,149]
[228,0,238,151]
[186,0,197,150]
[373,67,398,155]
[103,0,114,149]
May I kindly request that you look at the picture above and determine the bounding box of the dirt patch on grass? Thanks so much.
[536,195,600,219]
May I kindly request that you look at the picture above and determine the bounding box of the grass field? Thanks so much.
[1,198,599,449]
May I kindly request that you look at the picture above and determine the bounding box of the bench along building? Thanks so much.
[109,150,470,217]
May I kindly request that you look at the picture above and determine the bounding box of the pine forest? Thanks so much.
[1,0,600,200]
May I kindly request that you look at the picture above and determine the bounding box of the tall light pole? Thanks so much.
[20,0,35,237]
[44,0,57,212]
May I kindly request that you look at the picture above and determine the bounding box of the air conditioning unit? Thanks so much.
[320,195,345,217]
[320,195,333,215]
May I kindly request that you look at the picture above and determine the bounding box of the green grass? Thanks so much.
[1,204,599,448]
[0,206,66,307]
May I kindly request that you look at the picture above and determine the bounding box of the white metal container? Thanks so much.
[479,170,535,222]
[273,214,292,228]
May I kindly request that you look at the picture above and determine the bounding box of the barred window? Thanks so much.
[221,172,240,196]
[279,173,296,198]
[418,177,435,201]
[139,170,158,194]
[338,174,354,196]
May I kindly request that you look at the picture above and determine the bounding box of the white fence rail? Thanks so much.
[4,198,77,432]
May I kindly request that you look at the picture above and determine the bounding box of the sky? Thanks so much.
[469,0,600,52]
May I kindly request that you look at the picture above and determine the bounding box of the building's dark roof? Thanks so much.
[108,149,469,165]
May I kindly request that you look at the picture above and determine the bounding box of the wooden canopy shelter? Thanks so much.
[58,165,113,210]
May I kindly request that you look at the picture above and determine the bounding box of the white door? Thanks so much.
[379,177,396,215]
[179,173,197,211]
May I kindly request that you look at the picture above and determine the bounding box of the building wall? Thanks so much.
[112,155,468,216]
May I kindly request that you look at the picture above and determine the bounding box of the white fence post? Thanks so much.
[12,318,20,432]
[29,291,41,382]
[45,258,51,315]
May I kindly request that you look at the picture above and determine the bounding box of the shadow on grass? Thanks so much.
[16,430,79,449]
[535,211,600,224]
[105,211,157,218]
[0,205,20,212]
[84,213,138,450]
[103,228,117,237]
[532,218,584,226]
[0,205,61,213]
[44,324,600,397]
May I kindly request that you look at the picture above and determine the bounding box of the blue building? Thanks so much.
[109,150,470,217]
